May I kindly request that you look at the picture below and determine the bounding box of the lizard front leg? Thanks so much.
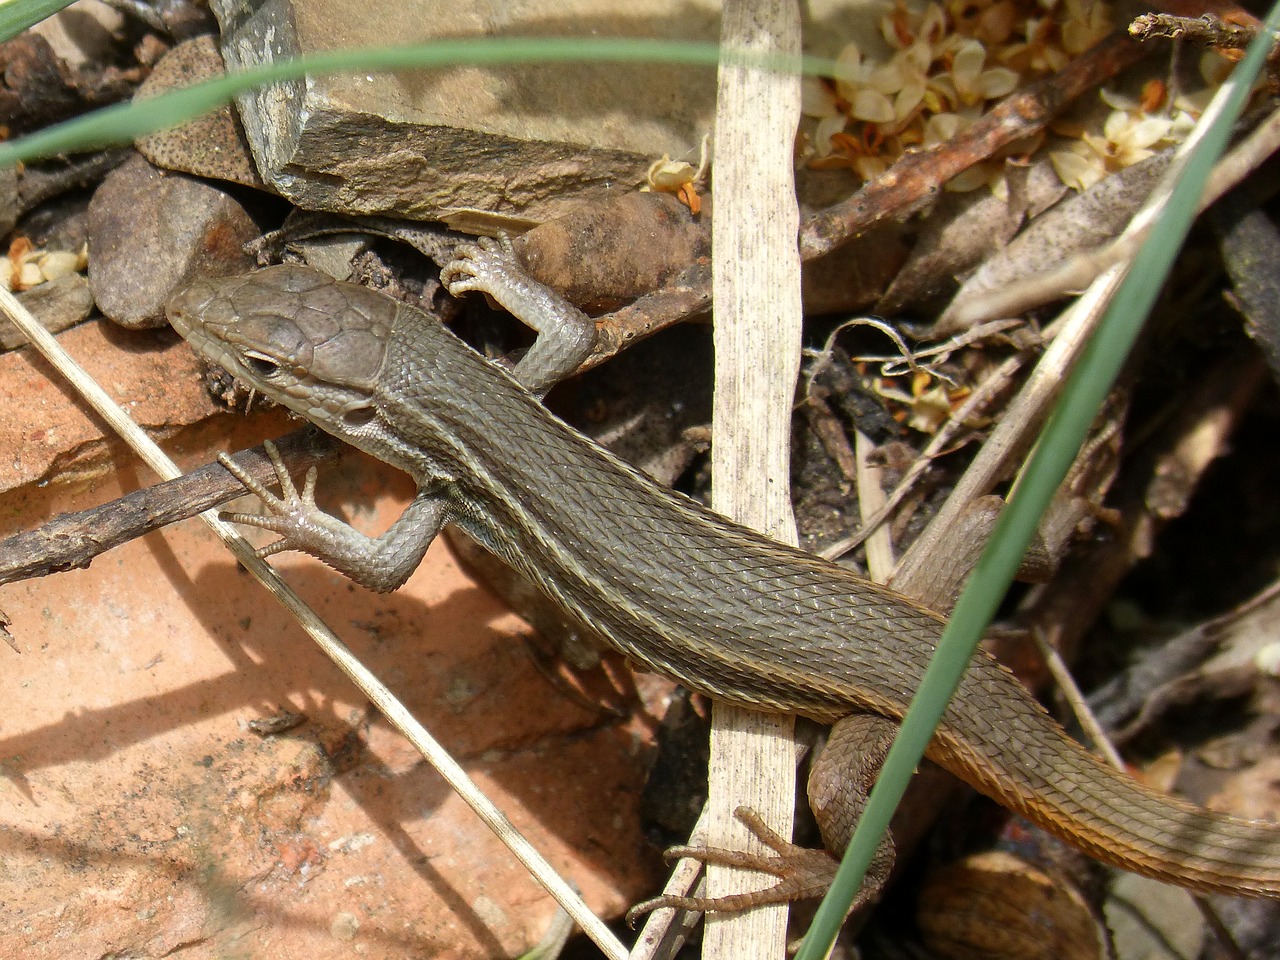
[219,440,451,593]
[441,235,597,397]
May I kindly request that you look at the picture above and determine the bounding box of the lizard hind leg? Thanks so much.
[626,715,902,925]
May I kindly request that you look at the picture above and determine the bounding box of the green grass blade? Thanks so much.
[0,37,841,169]
[0,0,75,43]
[796,6,1280,957]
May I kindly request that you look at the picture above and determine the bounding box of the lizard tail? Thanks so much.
[931,662,1280,897]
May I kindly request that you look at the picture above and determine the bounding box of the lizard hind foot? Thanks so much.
[625,806,844,925]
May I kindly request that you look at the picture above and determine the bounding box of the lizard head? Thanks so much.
[167,265,395,431]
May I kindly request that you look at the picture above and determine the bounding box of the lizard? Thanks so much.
[165,240,1280,912]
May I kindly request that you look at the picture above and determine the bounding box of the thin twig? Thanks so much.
[1030,628,1125,768]
[0,430,336,586]
[1129,13,1256,51]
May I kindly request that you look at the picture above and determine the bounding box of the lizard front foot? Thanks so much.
[441,235,596,396]
[218,439,361,561]
[439,234,522,298]
[217,440,449,592]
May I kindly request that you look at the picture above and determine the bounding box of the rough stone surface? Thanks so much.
[210,0,720,223]
[0,403,670,956]
[135,34,269,190]
[0,317,215,493]
[87,152,261,328]
[0,273,95,349]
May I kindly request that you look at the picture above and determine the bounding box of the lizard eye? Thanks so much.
[243,351,283,380]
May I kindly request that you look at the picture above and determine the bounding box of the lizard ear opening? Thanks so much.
[342,405,377,429]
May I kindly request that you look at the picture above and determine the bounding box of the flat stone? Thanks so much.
[0,273,95,350]
[87,151,261,328]
[210,0,720,222]
[0,317,215,493]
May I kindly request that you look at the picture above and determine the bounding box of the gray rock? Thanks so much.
[210,0,719,223]
[88,152,260,328]
[0,274,94,350]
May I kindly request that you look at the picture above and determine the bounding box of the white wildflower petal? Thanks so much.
[649,161,696,191]
[855,156,889,181]
[1102,109,1131,141]
[904,39,934,72]
[834,45,868,101]
[853,89,896,123]
[1126,117,1173,150]
[880,16,902,50]
[951,38,987,88]
[1062,5,1110,55]
[1042,47,1069,71]
[930,72,958,108]
[1169,110,1198,136]
[39,251,80,281]
[946,164,995,192]
[1098,87,1138,112]
[801,77,838,118]
[1049,149,1104,191]
[990,173,1010,202]
[813,113,848,154]
[835,43,864,77]
[895,79,928,119]
[937,31,968,57]
[870,61,906,95]
[1120,146,1156,165]
[924,112,962,144]
[18,261,43,288]
[1080,131,1111,159]
[977,66,1019,98]
[1200,49,1234,86]
[920,3,947,42]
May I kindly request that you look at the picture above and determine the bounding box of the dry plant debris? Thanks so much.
[799,0,1245,199]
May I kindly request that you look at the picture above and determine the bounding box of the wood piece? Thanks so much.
[703,2,802,957]
[0,430,337,587]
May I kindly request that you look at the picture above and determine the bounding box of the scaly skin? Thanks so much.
[167,261,1280,902]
